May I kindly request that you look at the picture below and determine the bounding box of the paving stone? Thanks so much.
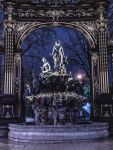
[0,138,113,150]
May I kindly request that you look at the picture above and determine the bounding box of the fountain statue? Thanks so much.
[41,57,51,74]
[51,40,67,74]
[26,41,87,125]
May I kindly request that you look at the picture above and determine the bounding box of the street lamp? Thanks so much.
[77,74,83,83]
[77,74,82,80]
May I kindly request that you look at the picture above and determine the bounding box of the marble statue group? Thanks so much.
[41,41,68,75]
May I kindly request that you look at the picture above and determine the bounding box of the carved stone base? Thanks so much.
[0,95,20,137]
[95,94,113,118]
[0,95,19,123]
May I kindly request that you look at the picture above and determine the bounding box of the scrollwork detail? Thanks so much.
[46,10,65,21]
[96,5,108,32]
[32,0,81,5]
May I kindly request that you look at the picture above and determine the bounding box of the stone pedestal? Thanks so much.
[95,94,113,120]
[0,126,8,137]
[0,95,18,120]
[0,95,20,137]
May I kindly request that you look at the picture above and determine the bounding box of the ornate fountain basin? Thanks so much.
[26,92,87,125]
[8,123,109,143]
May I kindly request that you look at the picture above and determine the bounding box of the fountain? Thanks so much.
[8,41,109,143]
[26,40,87,125]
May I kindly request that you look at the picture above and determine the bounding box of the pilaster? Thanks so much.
[97,4,109,94]
[3,2,15,95]
[14,52,22,117]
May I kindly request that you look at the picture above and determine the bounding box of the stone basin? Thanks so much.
[8,123,109,143]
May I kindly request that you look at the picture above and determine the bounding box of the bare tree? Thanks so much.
[63,31,90,78]
[22,28,57,84]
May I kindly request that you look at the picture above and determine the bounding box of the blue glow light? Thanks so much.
[82,102,91,114]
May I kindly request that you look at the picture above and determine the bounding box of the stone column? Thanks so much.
[3,2,15,95]
[4,31,15,95]
[97,5,109,94]
[91,53,99,100]
[91,52,99,118]
[14,53,21,97]
[14,53,22,117]
[0,2,18,120]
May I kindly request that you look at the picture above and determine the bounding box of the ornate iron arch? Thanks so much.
[0,0,110,120]
[17,22,96,50]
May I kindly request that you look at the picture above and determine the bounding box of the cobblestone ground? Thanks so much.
[0,138,113,150]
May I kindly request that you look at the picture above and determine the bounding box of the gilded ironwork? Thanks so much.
[32,0,81,5]
[0,0,110,118]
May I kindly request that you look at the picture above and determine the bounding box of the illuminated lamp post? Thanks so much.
[77,74,83,84]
